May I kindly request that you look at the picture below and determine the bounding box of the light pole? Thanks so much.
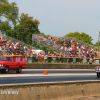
[98,37,99,51]
[97,31,100,51]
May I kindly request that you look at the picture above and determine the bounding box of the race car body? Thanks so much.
[95,66,100,77]
[0,56,26,73]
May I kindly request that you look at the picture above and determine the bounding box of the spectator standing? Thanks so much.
[16,46,20,55]
[20,45,24,55]
[44,54,47,62]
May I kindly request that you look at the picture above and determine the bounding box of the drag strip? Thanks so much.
[0,69,95,74]
[0,69,98,86]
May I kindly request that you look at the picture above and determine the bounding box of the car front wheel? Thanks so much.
[16,66,22,73]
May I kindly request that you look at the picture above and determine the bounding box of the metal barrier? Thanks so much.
[32,34,66,54]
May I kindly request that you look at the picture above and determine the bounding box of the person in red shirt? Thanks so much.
[85,47,87,51]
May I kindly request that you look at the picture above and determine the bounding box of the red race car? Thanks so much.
[0,56,26,73]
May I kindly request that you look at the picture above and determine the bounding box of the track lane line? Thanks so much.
[23,69,95,71]
[0,73,96,77]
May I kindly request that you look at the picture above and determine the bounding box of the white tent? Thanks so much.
[32,50,45,55]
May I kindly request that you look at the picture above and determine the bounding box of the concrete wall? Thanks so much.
[26,64,97,69]
[0,82,100,100]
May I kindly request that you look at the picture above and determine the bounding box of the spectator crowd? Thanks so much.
[0,36,31,56]
[0,34,99,64]
[35,35,99,59]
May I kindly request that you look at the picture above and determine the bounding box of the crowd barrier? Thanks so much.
[27,56,100,64]
[1,55,100,64]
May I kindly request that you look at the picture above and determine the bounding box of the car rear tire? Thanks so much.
[97,73,100,78]
[16,66,22,73]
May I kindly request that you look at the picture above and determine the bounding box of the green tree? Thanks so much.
[0,0,19,37]
[14,13,40,44]
[0,21,11,33]
[64,31,93,45]
[0,0,19,26]
[80,32,93,44]
[94,41,100,46]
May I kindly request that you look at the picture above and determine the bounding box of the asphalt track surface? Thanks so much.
[0,69,99,85]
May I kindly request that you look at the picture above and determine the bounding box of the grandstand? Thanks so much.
[0,32,38,56]
[0,32,99,63]
[32,34,98,58]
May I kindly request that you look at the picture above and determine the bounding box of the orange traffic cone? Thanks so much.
[44,71,48,75]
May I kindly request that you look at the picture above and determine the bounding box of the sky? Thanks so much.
[8,0,100,44]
